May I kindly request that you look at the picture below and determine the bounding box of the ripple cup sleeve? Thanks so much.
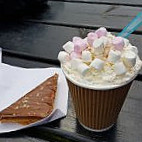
[66,77,132,132]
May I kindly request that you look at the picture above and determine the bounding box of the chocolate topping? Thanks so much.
[0,74,58,125]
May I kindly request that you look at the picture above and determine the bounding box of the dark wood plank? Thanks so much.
[25,1,142,32]
[0,22,142,73]
[0,136,48,142]
[50,0,142,7]
[128,81,142,100]
[2,52,54,68]
[116,112,142,142]
[0,22,80,63]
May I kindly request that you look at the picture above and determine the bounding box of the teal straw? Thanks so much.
[118,11,142,38]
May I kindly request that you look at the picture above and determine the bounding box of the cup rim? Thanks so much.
[62,66,137,90]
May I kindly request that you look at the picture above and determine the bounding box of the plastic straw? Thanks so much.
[118,11,142,38]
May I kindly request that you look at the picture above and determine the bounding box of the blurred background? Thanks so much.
[0,0,48,19]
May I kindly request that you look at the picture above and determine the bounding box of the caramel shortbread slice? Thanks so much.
[0,74,58,125]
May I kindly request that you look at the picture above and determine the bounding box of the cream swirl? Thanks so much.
[58,27,142,89]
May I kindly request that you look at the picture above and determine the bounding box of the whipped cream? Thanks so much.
[58,27,142,89]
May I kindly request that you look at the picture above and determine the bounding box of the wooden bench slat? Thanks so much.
[0,22,142,63]
[2,53,53,68]
[50,0,142,7]
[25,1,142,32]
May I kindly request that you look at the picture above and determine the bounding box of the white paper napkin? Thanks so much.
[0,48,68,133]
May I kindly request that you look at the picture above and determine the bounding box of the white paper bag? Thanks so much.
[0,48,68,133]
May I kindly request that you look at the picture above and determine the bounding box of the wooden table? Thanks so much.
[0,0,142,141]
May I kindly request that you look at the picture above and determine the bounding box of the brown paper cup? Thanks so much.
[67,79,132,132]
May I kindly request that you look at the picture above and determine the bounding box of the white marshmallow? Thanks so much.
[63,41,74,53]
[71,58,82,70]
[128,45,138,54]
[124,38,130,47]
[100,36,108,46]
[77,63,90,75]
[93,38,104,55]
[82,51,92,62]
[114,62,126,75]
[107,32,115,39]
[58,51,70,63]
[122,51,137,67]
[84,37,88,44]
[90,58,104,70]
[107,50,121,63]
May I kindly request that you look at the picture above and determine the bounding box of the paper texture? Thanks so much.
[0,48,68,133]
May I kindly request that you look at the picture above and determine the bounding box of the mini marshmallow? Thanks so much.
[82,51,92,62]
[84,37,88,43]
[58,51,70,63]
[71,58,82,70]
[93,38,104,55]
[107,50,121,63]
[82,39,88,50]
[114,62,126,75]
[63,41,74,53]
[100,36,108,46]
[83,37,89,47]
[128,45,138,54]
[74,40,87,53]
[124,38,130,47]
[87,32,98,46]
[70,51,81,59]
[95,27,107,38]
[72,36,82,43]
[107,32,115,39]
[74,41,83,53]
[90,58,104,70]
[122,51,137,67]
[77,63,90,75]
[112,37,124,51]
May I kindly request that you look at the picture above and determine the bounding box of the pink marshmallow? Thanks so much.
[73,36,88,50]
[70,52,81,59]
[72,36,82,43]
[74,40,86,53]
[82,39,88,50]
[95,27,107,38]
[74,42,83,53]
[87,32,98,46]
[112,37,124,51]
